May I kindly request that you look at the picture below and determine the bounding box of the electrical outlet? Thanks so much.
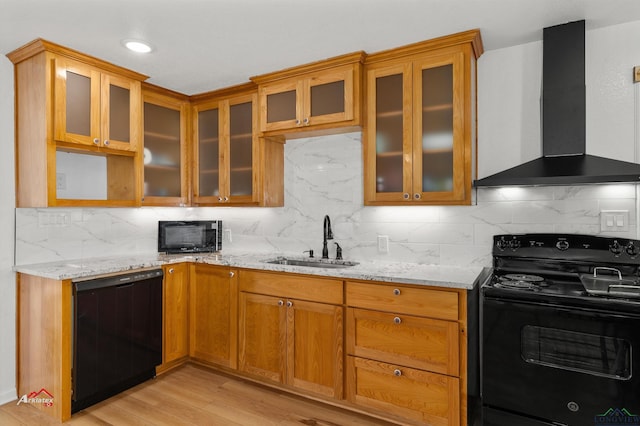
[224,229,232,243]
[56,172,66,190]
[377,235,389,254]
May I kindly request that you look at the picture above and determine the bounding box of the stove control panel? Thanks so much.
[493,233,640,264]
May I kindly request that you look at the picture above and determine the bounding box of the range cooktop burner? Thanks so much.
[494,274,547,290]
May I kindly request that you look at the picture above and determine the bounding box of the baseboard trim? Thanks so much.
[0,388,17,405]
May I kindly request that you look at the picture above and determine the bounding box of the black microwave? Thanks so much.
[158,220,222,253]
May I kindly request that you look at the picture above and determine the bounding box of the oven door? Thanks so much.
[482,295,640,426]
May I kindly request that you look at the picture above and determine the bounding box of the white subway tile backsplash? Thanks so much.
[14,131,639,267]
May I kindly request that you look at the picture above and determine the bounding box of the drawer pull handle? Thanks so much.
[393,316,402,324]
[393,369,402,377]
[393,288,401,296]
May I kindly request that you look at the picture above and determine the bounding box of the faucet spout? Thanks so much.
[322,215,333,259]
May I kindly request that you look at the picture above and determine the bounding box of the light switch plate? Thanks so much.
[600,210,629,232]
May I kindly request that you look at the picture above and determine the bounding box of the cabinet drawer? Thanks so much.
[346,281,458,320]
[347,356,459,426]
[347,308,458,376]
[240,270,343,304]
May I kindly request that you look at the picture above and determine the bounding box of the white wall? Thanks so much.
[0,55,16,404]
[5,20,640,405]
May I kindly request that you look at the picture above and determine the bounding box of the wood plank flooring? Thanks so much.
[0,364,396,425]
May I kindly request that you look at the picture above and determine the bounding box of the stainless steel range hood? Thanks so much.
[475,20,640,187]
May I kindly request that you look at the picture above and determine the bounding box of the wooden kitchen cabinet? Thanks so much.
[54,57,141,152]
[363,30,483,206]
[191,83,284,206]
[238,270,344,398]
[252,52,364,136]
[159,263,190,372]
[345,280,467,426]
[142,83,191,206]
[189,264,238,369]
[8,39,146,207]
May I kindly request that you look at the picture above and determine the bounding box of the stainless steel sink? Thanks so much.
[265,257,358,269]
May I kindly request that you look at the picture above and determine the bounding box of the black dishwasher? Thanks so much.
[72,268,163,413]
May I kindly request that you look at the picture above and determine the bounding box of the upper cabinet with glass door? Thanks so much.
[364,30,483,206]
[191,84,284,207]
[142,84,190,206]
[252,52,365,136]
[54,56,143,153]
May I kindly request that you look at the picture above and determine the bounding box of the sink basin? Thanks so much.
[265,257,358,269]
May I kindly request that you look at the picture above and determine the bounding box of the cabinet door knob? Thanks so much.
[229,271,235,278]
[393,288,401,296]
[393,369,402,377]
[402,193,410,200]
[93,138,100,145]
[393,316,402,324]
[223,196,229,202]
[303,117,309,125]
[218,197,223,202]
[168,268,174,274]
[103,140,110,146]
[286,300,293,308]
[278,300,284,307]
[414,193,421,200]
[295,119,301,125]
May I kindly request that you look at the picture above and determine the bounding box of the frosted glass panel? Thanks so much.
[229,102,253,196]
[422,65,453,192]
[266,90,296,123]
[144,103,181,197]
[66,72,91,136]
[56,151,107,199]
[310,80,344,117]
[109,85,130,142]
[198,109,219,196]
[375,74,403,193]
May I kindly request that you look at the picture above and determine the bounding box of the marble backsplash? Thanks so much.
[15,132,639,267]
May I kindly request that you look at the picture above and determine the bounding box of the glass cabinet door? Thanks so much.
[413,53,465,202]
[197,108,220,198]
[143,101,182,200]
[229,100,255,200]
[365,63,413,202]
[102,74,135,150]
[55,59,101,146]
[261,80,301,132]
[307,66,353,126]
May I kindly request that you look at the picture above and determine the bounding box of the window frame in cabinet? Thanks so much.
[141,84,191,206]
[54,57,141,153]
[191,86,261,206]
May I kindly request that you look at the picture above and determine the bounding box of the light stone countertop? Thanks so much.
[14,252,488,290]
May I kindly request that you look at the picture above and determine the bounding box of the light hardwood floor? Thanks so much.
[0,364,396,425]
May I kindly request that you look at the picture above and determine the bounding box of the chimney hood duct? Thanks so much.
[475,20,640,187]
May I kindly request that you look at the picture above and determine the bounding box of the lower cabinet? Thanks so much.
[159,263,190,372]
[345,280,466,426]
[189,264,238,368]
[238,270,343,398]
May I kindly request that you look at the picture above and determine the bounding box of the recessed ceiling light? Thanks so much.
[122,39,153,53]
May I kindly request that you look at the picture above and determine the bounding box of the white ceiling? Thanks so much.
[3,0,640,95]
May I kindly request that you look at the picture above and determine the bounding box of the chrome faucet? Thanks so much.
[322,215,333,259]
